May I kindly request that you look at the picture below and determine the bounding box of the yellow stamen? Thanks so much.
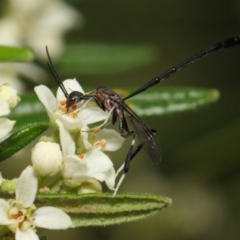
[16,200,23,206]
[72,112,78,118]
[95,139,107,148]
[30,204,36,211]
[62,108,68,114]
[60,100,66,106]
[17,215,24,223]
[72,105,77,111]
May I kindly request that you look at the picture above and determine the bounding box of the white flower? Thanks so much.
[0,0,81,60]
[0,118,16,142]
[35,79,125,193]
[56,119,116,190]
[0,0,81,91]
[31,141,63,176]
[34,79,109,130]
[0,166,73,239]
[80,126,124,152]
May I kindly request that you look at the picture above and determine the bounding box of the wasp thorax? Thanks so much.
[66,91,85,109]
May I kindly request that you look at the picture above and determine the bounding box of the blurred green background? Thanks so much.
[2,0,240,239]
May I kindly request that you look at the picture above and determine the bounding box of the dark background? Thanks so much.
[54,1,240,239]
[4,0,240,239]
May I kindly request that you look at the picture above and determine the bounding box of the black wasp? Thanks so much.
[46,34,240,195]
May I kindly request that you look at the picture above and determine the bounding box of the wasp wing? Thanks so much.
[118,101,162,165]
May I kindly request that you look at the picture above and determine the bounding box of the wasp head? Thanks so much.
[66,91,85,110]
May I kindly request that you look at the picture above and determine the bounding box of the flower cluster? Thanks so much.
[33,79,124,193]
[0,166,73,240]
[0,83,76,239]
[0,79,125,238]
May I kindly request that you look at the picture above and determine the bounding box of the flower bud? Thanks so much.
[32,141,63,176]
[78,179,102,194]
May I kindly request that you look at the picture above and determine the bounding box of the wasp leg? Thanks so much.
[113,133,145,197]
[84,106,116,133]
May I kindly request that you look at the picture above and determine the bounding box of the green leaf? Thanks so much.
[58,43,158,74]
[0,123,49,162]
[9,87,219,128]
[125,87,220,117]
[0,46,34,62]
[37,193,171,227]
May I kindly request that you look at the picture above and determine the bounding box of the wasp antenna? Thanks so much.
[123,34,240,101]
[46,46,69,98]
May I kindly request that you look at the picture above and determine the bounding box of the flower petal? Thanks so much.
[58,114,83,132]
[105,167,116,190]
[34,207,74,229]
[16,228,39,240]
[85,150,113,174]
[63,155,87,179]
[0,118,15,142]
[79,125,92,150]
[93,129,125,151]
[34,85,57,117]
[15,166,38,208]
[0,199,14,225]
[0,97,10,116]
[78,107,108,125]
[56,119,75,156]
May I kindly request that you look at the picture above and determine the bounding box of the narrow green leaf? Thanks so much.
[37,193,172,227]
[0,46,34,62]
[58,43,158,74]
[10,87,218,128]
[0,123,49,162]
[125,87,220,117]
